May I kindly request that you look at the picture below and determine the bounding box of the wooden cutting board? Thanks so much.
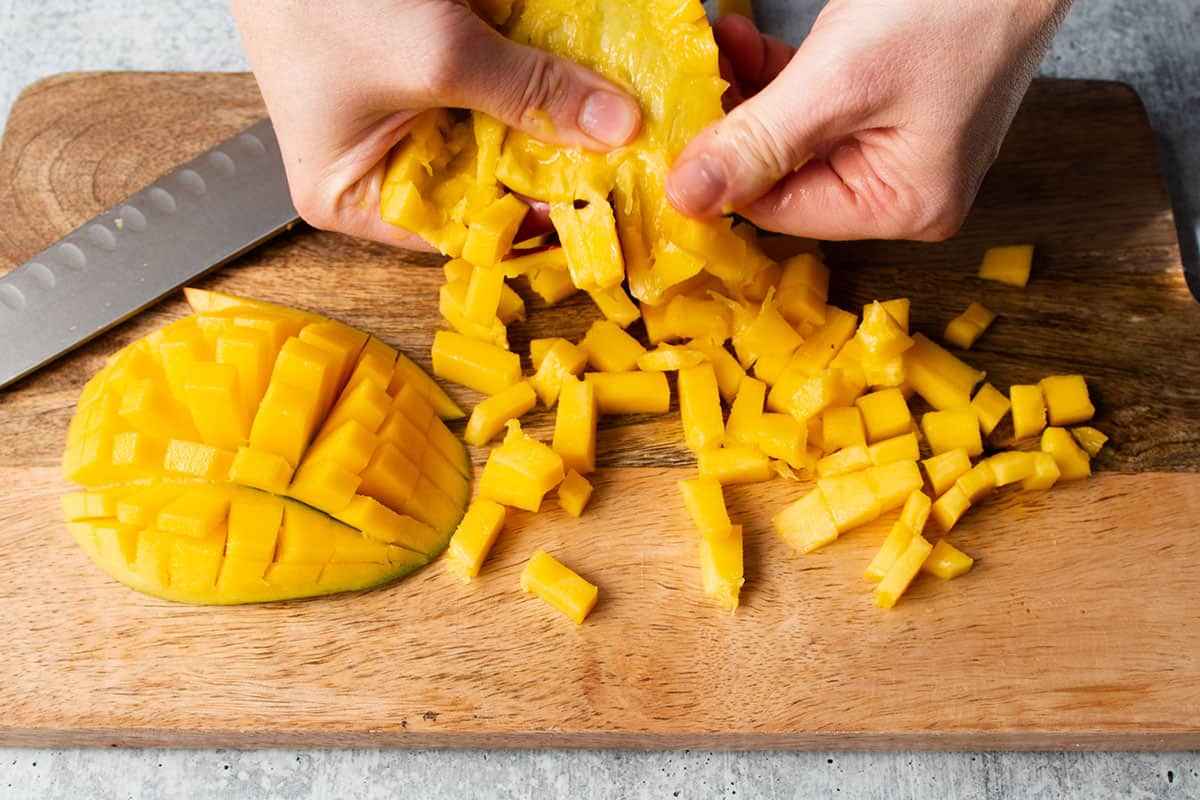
[1,73,1197,749]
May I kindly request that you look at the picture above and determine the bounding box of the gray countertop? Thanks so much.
[0,1,1197,798]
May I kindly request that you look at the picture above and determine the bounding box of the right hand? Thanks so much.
[229,0,643,248]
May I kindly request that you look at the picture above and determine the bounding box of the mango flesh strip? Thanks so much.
[62,289,470,604]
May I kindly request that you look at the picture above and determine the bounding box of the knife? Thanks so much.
[0,118,300,390]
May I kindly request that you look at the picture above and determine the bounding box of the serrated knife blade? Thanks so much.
[0,117,300,389]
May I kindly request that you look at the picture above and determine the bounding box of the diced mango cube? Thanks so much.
[462,192,528,267]
[499,245,567,278]
[550,200,624,291]
[868,432,920,466]
[526,265,577,305]
[248,380,321,467]
[557,470,594,518]
[687,340,745,403]
[955,461,996,503]
[785,306,857,374]
[156,484,230,538]
[333,495,440,552]
[464,380,537,446]
[874,534,933,608]
[182,361,250,450]
[1039,374,1095,426]
[930,485,971,532]
[899,489,933,533]
[1070,426,1109,458]
[878,298,910,332]
[858,300,914,361]
[163,438,235,481]
[700,524,744,612]
[865,519,915,583]
[1010,384,1047,441]
[987,450,1038,486]
[588,284,642,328]
[816,445,872,478]
[731,290,803,369]
[822,406,867,451]
[751,413,807,470]
[865,460,925,513]
[698,447,773,485]
[678,477,732,540]
[904,334,981,410]
[288,459,361,513]
[724,375,766,447]
[922,448,972,497]
[445,498,507,581]
[529,339,587,407]
[586,372,671,415]
[943,302,996,350]
[1041,426,1091,480]
[520,550,599,624]
[117,484,181,527]
[768,368,841,422]
[478,421,565,511]
[322,373,392,434]
[678,363,725,453]
[225,490,283,562]
[817,472,881,532]
[303,419,380,475]
[664,294,732,344]
[922,409,983,457]
[229,446,294,494]
[854,388,913,443]
[636,344,708,372]
[390,351,465,420]
[978,244,1034,287]
[580,319,647,372]
[431,330,521,395]
[774,486,840,553]
[921,539,975,579]
[1021,451,1062,491]
[971,382,1011,436]
[553,376,598,474]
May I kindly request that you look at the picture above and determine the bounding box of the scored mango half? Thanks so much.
[61,288,470,604]
[380,0,773,305]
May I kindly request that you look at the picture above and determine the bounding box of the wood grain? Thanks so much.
[0,73,1198,749]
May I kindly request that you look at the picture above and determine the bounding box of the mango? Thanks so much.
[978,244,1034,287]
[521,550,599,624]
[61,290,469,604]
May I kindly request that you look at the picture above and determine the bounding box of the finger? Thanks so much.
[666,48,846,218]
[430,10,642,151]
[713,15,796,97]
[739,138,944,241]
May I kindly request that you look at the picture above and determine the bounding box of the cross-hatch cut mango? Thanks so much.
[62,289,470,604]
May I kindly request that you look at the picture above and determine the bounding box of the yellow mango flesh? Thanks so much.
[62,289,470,604]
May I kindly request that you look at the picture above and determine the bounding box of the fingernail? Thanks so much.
[579,91,640,147]
[667,155,726,216]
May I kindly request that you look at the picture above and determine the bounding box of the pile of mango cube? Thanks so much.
[431,227,1106,619]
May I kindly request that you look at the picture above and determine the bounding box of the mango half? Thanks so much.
[61,289,470,604]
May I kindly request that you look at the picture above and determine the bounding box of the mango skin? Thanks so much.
[62,289,469,605]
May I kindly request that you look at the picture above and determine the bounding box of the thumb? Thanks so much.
[435,17,642,151]
[666,52,839,218]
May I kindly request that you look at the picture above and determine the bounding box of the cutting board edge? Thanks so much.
[2,727,1198,751]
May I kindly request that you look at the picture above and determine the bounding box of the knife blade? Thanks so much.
[0,117,300,390]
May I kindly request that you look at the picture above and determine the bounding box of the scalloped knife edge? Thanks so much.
[0,117,300,390]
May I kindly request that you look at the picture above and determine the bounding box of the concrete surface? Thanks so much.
[0,1,1197,797]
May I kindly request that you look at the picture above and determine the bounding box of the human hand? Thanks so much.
[229,0,642,247]
[667,1,1072,241]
